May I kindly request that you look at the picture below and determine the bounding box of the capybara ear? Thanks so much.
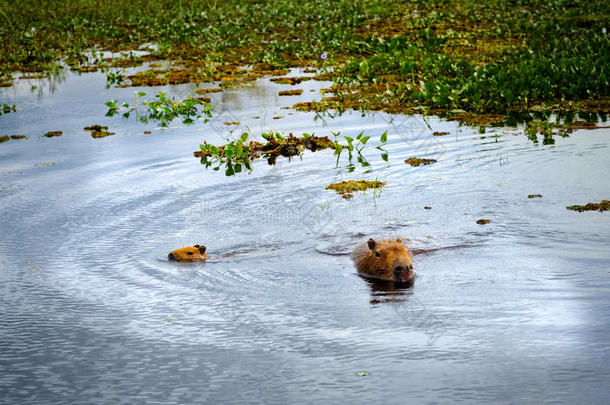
[367,238,376,250]
[396,237,403,243]
[197,245,207,254]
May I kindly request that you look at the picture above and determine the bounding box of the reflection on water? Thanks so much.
[1,66,609,404]
[361,275,415,305]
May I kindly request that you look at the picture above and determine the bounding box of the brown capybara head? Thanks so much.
[351,238,414,283]
[168,245,209,262]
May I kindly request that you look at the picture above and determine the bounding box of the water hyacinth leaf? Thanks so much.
[380,130,388,143]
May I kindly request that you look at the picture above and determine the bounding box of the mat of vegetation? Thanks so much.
[1,0,608,121]
[326,180,386,199]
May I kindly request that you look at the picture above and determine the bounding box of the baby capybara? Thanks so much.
[168,245,209,262]
[351,238,414,283]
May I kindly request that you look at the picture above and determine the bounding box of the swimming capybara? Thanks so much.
[168,245,209,262]
[351,238,414,283]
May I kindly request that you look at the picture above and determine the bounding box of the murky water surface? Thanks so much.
[1,65,609,404]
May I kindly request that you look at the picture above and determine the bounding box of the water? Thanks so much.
[1,65,609,404]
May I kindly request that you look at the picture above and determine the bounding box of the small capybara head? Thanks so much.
[168,245,209,262]
[351,238,414,283]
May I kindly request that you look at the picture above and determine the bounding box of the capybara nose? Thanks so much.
[394,266,404,273]
[408,264,413,270]
[168,252,175,261]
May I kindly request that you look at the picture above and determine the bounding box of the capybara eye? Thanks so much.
[375,251,381,257]
[187,251,194,255]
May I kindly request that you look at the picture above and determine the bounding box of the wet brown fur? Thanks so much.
[168,245,209,262]
[351,238,414,283]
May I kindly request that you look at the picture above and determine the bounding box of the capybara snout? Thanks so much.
[168,245,209,262]
[352,237,414,284]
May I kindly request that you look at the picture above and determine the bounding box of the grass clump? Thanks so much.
[0,135,9,143]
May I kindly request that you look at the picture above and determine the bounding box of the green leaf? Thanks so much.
[380,130,388,143]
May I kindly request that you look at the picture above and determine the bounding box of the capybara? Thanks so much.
[351,238,414,283]
[168,245,209,262]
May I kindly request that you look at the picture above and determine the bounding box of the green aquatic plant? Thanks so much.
[343,131,370,154]
[105,91,212,126]
[143,92,211,126]
[1,0,607,129]
[1,104,16,115]
[196,132,336,175]
[198,132,253,176]
[525,121,571,145]
[104,70,125,88]
[104,99,130,118]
